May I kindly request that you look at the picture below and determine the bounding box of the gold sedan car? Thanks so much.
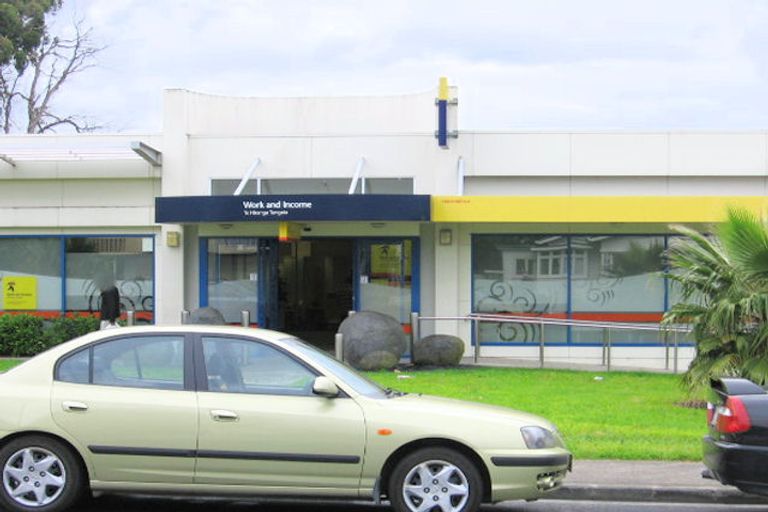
[0,326,570,512]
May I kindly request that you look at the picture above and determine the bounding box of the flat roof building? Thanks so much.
[3,79,767,369]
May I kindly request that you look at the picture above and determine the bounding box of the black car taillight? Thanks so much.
[715,397,752,434]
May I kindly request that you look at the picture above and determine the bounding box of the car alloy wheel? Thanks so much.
[0,436,83,512]
[3,447,66,508]
[390,447,483,512]
[402,459,469,511]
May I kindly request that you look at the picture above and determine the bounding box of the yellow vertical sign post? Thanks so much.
[3,276,37,310]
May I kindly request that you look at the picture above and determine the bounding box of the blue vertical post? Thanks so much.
[566,236,573,344]
[663,235,670,313]
[199,238,209,307]
[437,77,449,148]
[60,237,67,317]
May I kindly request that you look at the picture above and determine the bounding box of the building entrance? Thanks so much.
[277,240,354,350]
[203,236,417,350]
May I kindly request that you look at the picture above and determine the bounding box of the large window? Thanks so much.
[0,236,154,322]
[66,237,154,322]
[570,236,665,344]
[473,234,670,345]
[206,238,260,324]
[473,235,568,344]
[0,238,61,312]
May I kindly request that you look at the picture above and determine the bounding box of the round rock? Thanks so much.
[187,307,226,325]
[414,334,465,366]
[338,311,407,370]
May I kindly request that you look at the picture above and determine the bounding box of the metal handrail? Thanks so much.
[418,313,691,332]
[412,312,690,373]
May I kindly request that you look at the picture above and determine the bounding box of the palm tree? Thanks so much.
[664,207,768,394]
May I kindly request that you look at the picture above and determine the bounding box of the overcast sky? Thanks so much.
[48,0,768,133]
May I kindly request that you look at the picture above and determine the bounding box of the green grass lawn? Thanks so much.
[0,359,22,373]
[366,367,705,461]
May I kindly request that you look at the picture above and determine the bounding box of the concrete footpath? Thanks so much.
[551,459,768,504]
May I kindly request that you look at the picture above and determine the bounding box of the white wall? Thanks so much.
[461,131,768,183]
[169,87,448,136]
[0,133,161,229]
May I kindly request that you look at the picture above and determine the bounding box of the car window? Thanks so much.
[57,349,89,384]
[57,335,185,391]
[202,337,316,396]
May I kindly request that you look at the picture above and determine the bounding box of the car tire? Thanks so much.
[0,435,85,512]
[389,447,483,512]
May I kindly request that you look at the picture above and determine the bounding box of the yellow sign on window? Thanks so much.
[3,276,37,310]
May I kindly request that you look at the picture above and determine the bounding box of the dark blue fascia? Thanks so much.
[156,195,431,223]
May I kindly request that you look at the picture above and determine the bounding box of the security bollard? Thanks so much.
[335,333,344,362]
[410,312,420,365]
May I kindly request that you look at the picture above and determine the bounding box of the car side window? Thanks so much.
[202,337,316,396]
[57,349,89,384]
[57,335,185,391]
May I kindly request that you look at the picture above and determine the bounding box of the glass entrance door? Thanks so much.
[275,239,354,349]
[357,239,417,325]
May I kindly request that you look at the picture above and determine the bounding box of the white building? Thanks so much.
[3,79,767,369]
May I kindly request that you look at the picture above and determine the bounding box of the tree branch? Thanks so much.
[0,15,103,134]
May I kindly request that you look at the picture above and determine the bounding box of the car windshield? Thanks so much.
[282,337,389,399]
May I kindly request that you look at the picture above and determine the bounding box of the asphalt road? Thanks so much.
[71,495,768,512]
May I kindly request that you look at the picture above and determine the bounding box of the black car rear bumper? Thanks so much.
[703,436,768,496]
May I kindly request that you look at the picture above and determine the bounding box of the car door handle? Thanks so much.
[210,409,239,422]
[62,401,88,412]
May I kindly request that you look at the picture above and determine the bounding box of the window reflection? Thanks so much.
[473,234,666,345]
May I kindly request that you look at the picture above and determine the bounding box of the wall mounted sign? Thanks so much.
[3,276,37,310]
[156,195,431,223]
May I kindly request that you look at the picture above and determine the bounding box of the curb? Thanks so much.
[549,484,768,504]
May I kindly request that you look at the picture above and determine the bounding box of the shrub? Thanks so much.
[44,316,100,347]
[0,314,100,357]
[0,314,46,357]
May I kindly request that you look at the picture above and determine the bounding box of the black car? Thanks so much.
[703,378,768,496]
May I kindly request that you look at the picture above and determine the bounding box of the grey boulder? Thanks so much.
[187,307,226,325]
[339,311,406,370]
[414,334,464,366]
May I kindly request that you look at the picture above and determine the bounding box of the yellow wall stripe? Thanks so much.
[432,196,768,223]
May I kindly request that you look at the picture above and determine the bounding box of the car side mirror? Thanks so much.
[313,376,340,398]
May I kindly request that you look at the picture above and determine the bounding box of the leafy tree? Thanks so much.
[664,207,768,393]
[0,1,61,71]
[0,0,102,133]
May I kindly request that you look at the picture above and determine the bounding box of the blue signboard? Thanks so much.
[155,194,431,223]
